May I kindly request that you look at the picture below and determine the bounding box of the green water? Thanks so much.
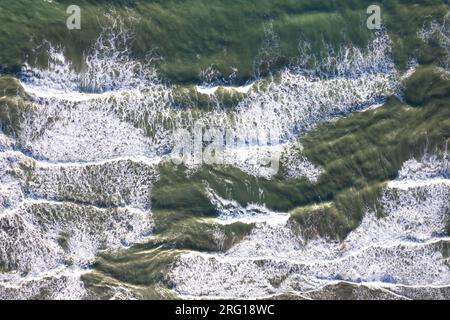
[1,0,448,82]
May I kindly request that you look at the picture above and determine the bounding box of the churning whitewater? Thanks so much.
[171,155,450,299]
[0,21,448,300]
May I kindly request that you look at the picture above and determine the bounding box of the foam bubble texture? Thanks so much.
[170,156,450,299]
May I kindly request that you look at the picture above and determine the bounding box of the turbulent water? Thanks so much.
[0,21,449,300]
[172,155,450,299]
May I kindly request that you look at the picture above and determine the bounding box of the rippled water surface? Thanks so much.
[1,1,450,300]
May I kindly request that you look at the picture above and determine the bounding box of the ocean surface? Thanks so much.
[0,0,449,300]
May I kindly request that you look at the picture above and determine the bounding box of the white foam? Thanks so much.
[418,17,450,69]
[0,266,89,300]
[0,26,428,299]
[0,150,157,299]
[280,141,323,182]
[16,32,401,181]
[19,27,172,163]
[21,82,143,102]
[0,132,15,151]
[170,156,450,298]
[0,150,161,211]
[206,186,290,226]
[196,83,254,95]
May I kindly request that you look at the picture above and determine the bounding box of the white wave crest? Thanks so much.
[205,186,290,226]
[16,31,400,180]
[170,156,450,299]
[0,150,156,299]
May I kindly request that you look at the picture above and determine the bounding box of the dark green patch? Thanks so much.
[151,209,253,252]
[83,247,180,299]
[152,163,216,215]
[172,86,246,111]
[404,65,450,106]
[290,184,384,240]
[0,77,28,136]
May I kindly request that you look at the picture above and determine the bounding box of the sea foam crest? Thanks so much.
[0,19,442,300]
[0,150,156,299]
[0,200,153,299]
[170,156,450,299]
[418,16,450,69]
[18,20,173,162]
[22,16,161,94]
[205,186,290,226]
[178,32,400,179]
[17,30,399,176]
[19,63,171,162]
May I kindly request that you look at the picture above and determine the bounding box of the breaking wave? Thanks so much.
[0,21,428,299]
[170,155,450,299]
[16,30,401,175]
[0,150,156,299]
